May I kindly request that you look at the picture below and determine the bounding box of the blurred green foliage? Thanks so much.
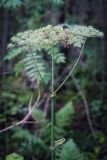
[6,153,24,160]
[0,0,22,8]
[0,0,107,160]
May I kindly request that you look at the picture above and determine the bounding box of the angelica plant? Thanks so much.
[1,24,103,160]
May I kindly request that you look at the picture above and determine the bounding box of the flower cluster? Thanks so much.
[8,25,103,50]
[70,25,103,37]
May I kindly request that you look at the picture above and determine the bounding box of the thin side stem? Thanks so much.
[53,38,87,95]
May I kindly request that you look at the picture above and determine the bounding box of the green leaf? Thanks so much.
[56,101,75,129]
[57,139,84,160]
[6,153,24,160]
[21,52,51,83]
[51,0,64,5]
[2,0,22,8]
[4,48,24,60]
[32,108,48,125]
[46,47,65,64]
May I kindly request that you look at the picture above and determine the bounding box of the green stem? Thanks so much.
[51,97,54,160]
[51,47,55,160]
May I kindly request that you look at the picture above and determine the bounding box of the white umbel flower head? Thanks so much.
[8,25,103,50]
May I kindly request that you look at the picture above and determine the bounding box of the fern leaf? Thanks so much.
[57,139,84,160]
[51,0,64,5]
[4,47,24,60]
[2,0,22,8]
[12,127,48,158]
[56,101,75,129]
[31,108,48,125]
[46,47,65,64]
[21,52,51,83]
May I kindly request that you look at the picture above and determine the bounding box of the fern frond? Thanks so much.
[21,52,51,83]
[57,139,84,160]
[4,47,25,60]
[46,47,65,64]
[31,108,48,126]
[51,0,64,5]
[56,101,75,129]
[0,0,22,8]
[12,127,48,158]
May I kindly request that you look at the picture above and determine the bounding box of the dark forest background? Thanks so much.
[0,0,107,160]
